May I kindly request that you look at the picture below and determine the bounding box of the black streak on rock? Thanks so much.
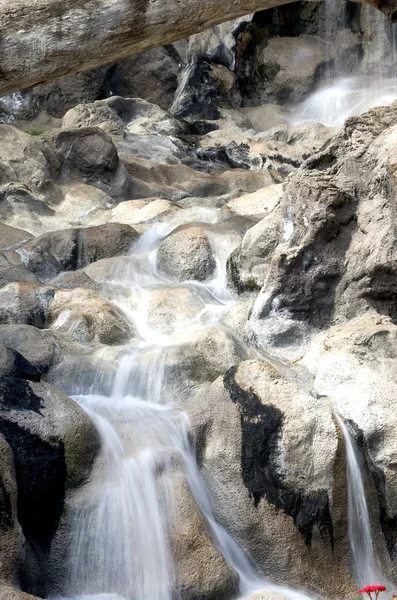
[223,366,334,548]
[0,377,66,552]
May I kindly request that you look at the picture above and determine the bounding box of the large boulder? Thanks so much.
[0,345,41,381]
[157,226,216,282]
[185,359,355,599]
[0,436,25,589]
[0,282,55,328]
[0,224,33,249]
[107,47,182,110]
[168,466,239,600]
[0,252,39,289]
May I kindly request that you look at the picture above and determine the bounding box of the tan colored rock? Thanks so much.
[0,585,41,600]
[48,288,134,345]
[169,468,239,600]
[111,198,180,228]
[227,185,283,220]
[157,226,216,283]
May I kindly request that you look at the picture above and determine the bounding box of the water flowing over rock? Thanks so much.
[4,3,397,598]
[1,0,396,99]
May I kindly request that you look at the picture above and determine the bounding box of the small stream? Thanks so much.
[52,208,315,600]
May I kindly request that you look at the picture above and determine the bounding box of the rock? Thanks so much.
[142,324,247,404]
[29,66,111,119]
[0,282,55,328]
[43,127,131,198]
[63,97,183,137]
[49,270,101,291]
[0,345,41,381]
[0,224,33,249]
[62,102,125,137]
[111,198,180,228]
[107,47,182,110]
[48,288,133,345]
[0,252,40,289]
[121,154,274,199]
[0,376,100,593]
[185,359,355,598]
[253,36,328,105]
[19,223,138,279]
[241,104,289,132]
[144,286,210,336]
[157,226,216,283]
[0,183,55,237]
[0,127,51,192]
[0,325,60,372]
[168,466,239,600]
[300,313,397,574]
[83,256,134,283]
[226,184,283,220]
[0,436,25,588]
[249,105,397,359]
[227,199,284,294]
[9,0,390,98]
[171,57,242,122]
[0,586,42,600]
[246,593,290,600]
[46,345,122,397]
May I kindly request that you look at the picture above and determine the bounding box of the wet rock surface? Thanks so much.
[2,10,397,598]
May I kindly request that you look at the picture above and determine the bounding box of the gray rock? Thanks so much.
[48,288,134,346]
[0,436,25,588]
[0,345,41,381]
[0,325,60,372]
[0,282,55,328]
[0,224,33,249]
[107,47,181,110]
[0,251,39,289]
[19,223,138,279]
[249,105,397,358]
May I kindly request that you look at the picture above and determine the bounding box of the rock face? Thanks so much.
[248,105,397,358]
[184,359,355,599]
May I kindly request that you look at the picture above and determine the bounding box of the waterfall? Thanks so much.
[294,0,397,126]
[52,209,315,600]
[333,413,380,586]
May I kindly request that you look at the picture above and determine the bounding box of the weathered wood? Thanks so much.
[0,0,395,98]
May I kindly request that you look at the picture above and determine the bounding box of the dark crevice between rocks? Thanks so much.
[223,366,333,549]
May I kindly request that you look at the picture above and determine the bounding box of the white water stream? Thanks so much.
[333,414,380,586]
[293,2,397,127]
[53,208,315,600]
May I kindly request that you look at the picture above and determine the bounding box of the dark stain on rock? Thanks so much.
[223,366,333,548]
[0,417,66,551]
[0,477,13,533]
[0,376,43,414]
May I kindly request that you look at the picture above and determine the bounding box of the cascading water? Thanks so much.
[52,208,315,600]
[333,413,380,587]
[293,0,397,126]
